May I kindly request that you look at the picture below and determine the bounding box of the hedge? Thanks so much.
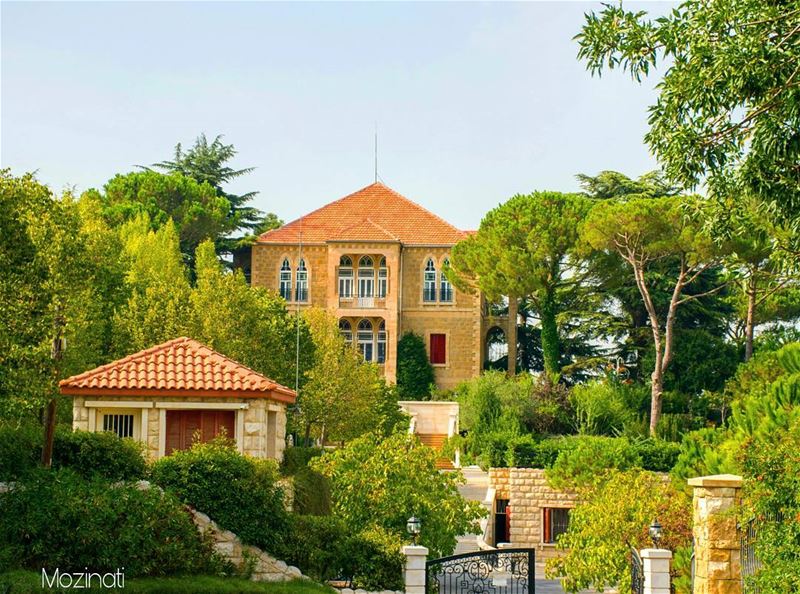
[0,469,227,577]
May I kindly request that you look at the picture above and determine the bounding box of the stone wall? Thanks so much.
[190,508,305,582]
[488,468,579,558]
[71,395,288,462]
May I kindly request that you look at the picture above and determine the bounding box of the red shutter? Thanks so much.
[430,333,446,364]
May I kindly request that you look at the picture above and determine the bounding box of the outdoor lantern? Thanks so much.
[649,519,663,547]
[407,516,421,545]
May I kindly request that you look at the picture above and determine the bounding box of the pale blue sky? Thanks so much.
[1,1,673,230]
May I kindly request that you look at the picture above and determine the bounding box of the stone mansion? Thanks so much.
[250,182,501,391]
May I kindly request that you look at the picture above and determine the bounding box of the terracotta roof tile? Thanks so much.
[258,182,466,246]
[59,337,296,402]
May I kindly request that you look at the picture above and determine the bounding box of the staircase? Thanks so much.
[416,433,454,470]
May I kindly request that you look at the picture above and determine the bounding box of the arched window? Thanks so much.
[295,259,308,302]
[440,258,453,302]
[338,256,353,299]
[358,256,375,300]
[339,319,352,345]
[279,258,292,300]
[377,320,387,364]
[377,257,388,298]
[357,319,374,362]
[423,258,437,302]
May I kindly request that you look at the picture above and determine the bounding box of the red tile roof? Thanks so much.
[258,182,467,246]
[59,337,296,402]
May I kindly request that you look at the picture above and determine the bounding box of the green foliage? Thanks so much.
[546,470,691,593]
[569,381,642,436]
[505,435,565,469]
[739,417,800,592]
[299,309,405,442]
[546,436,641,490]
[52,429,148,481]
[97,170,230,264]
[0,469,226,577]
[150,440,289,555]
[577,1,800,241]
[292,466,331,516]
[280,446,325,476]
[396,332,435,399]
[311,432,485,558]
[450,192,592,374]
[0,422,41,480]
[281,516,403,590]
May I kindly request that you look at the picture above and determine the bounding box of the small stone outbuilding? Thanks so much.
[60,337,295,462]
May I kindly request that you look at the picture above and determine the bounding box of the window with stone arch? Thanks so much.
[377,320,387,364]
[377,257,388,298]
[358,256,375,299]
[339,255,353,299]
[440,257,454,303]
[423,258,437,302]
[339,319,353,345]
[279,258,292,300]
[295,259,308,302]
[357,319,374,362]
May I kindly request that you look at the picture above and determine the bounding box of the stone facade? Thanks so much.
[487,468,579,558]
[72,394,288,462]
[689,474,743,594]
[251,242,485,391]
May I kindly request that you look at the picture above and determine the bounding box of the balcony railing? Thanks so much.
[338,296,386,308]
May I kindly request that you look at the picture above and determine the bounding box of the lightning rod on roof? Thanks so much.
[374,122,378,183]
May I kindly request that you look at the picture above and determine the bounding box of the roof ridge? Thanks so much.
[362,217,401,241]
[332,216,400,241]
[376,184,466,237]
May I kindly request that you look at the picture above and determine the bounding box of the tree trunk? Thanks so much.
[507,296,518,376]
[539,288,560,376]
[41,328,64,468]
[649,366,664,437]
[744,276,757,362]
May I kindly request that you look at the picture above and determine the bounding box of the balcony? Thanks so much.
[339,295,386,309]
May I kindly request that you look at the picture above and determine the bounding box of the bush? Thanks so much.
[150,440,289,554]
[292,466,331,515]
[280,446,324,476]
[505,435,565,468]
[569,381,638,436]
[280,516,403,590]
[547,436,641,489]
[53,428,148,481]
[633,439,681,472]
[0,469,226,577]
[0,422,40,480]
[396,332,435,399]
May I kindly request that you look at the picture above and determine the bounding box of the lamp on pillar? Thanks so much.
[407,516,421,545]
[649,519,663,548]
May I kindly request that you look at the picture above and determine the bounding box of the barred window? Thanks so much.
[103,413,135,439]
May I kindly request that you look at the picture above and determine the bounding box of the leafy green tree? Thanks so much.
[94,170,230,265]
[577,1,800,248]
[111,215,192,354]
[396,332,435,399]
[298,308,404,443]
[189,240,314,390]
[450,192,592,375]
[311,432,485,558]
[151,134,281,256]
[546,469,691,593]
[581,195,726,435]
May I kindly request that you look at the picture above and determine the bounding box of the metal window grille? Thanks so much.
[103,414,134,438]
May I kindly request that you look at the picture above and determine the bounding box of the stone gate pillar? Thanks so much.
[641,549,672,594]
[688,474,743,594]
[403,545,428,594]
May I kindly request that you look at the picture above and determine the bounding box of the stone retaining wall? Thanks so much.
[189,508,305,582]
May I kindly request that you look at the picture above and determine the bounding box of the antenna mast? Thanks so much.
[374,123,378,183]
[295,226,302,398]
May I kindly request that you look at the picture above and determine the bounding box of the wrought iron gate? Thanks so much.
[425,548,535,594]
[630,547,644,594]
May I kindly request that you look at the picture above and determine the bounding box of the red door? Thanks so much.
[165,410,235,455]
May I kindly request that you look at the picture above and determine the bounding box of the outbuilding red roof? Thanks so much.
[258,182,467,246]
[59,337,296,403]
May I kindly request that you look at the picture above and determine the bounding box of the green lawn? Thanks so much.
[0,571,335,594]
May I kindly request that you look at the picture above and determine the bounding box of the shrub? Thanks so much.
[280,516,403,590]
[547,436,641,490]
[506,435,566,468]
[53,428,148,481]
[396,332,435,399]
[0,422,40,480]
[0,469,226,577]
[569,381,637,436]
[311,432,485,558]
[292,466,331,515]
[633,439,681,472]
[150,440,289,554]
[280,446,324,476]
